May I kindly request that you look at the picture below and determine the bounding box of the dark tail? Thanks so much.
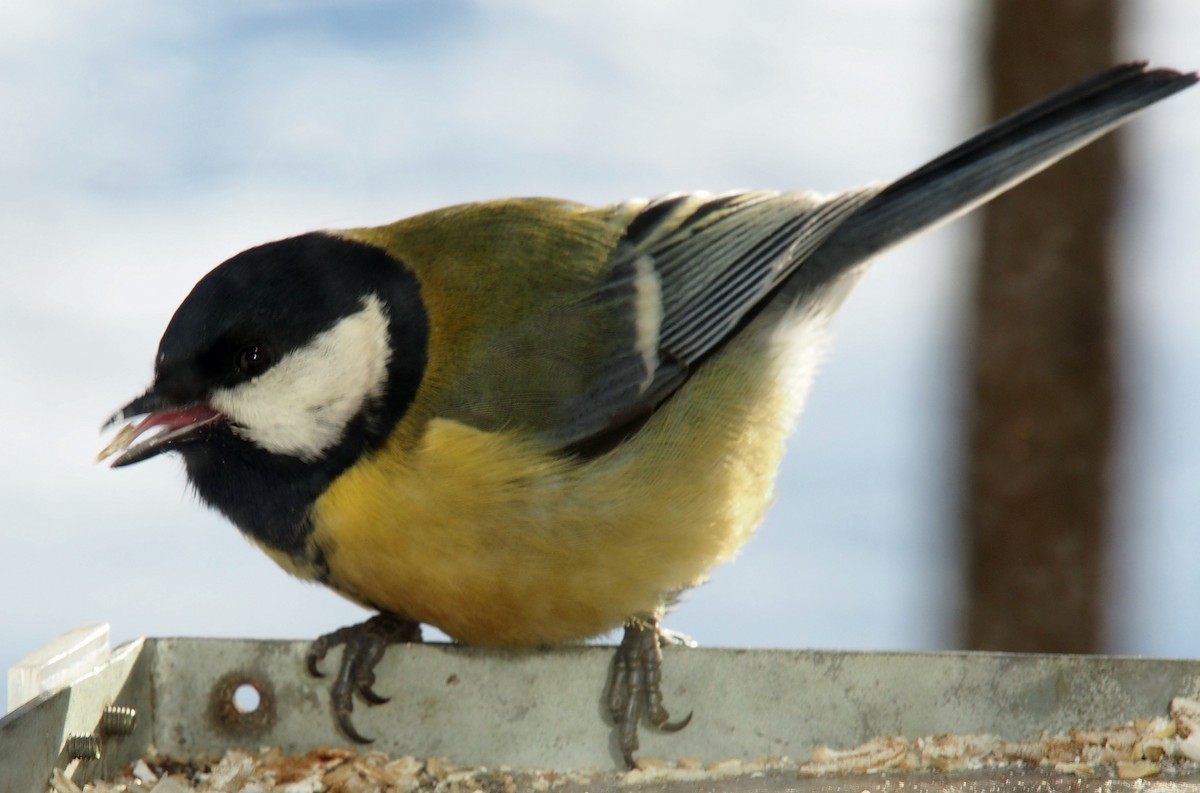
[804,62,1196,281]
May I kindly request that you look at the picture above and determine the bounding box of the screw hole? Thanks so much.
[210,671,275,736]
[233,682,262,713]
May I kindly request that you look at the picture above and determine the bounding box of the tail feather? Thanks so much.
[801,62,1197,283]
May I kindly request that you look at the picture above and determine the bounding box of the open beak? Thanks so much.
[98,389,223,468]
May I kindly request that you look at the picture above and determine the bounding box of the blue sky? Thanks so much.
[2,1,1198,701]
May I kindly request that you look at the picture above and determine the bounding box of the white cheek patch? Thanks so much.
[209,294,392,462]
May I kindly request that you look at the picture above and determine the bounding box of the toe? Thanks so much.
[607,615,695,767]
[307,613,422,743]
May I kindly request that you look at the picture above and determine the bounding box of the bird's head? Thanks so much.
[99,233,427,542]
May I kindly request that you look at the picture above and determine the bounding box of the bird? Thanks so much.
[99,62,1195,767]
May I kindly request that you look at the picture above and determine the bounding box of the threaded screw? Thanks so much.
[65,734,100,760]
[101,705,137,735]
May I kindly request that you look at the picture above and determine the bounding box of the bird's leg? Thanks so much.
[606,614,694,767]
[306,612,423,743]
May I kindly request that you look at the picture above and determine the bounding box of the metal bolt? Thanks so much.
[65,733,100,760]
[101,705,137,735]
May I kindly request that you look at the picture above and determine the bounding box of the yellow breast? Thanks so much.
[309,306,820,647]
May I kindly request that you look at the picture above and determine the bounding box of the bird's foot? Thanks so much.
[606,616,693,768]
[306,613,423,743]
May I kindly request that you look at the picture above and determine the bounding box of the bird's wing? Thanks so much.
[548,188,879,454]
[426,191,875,454]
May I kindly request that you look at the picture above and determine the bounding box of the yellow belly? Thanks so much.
[309,310,820,647]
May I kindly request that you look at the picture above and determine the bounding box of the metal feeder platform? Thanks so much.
[5,624,1200,792]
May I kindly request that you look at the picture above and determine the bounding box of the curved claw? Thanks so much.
[659,710,693,733]
[335,707,375,744]
[307,613,422,744]
[306,638,330,678]
[606,616,694,768]
[358,683,390,705]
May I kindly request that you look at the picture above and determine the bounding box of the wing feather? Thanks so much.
[552,188,879,451]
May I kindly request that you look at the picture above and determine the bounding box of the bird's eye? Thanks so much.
[235,344,274,377]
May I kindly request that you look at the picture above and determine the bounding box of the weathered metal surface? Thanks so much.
[0,637,151,793]
[7,633,1200,792]
[151,640,1200,769]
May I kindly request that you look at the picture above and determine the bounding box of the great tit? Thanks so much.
[100,63,1195,766]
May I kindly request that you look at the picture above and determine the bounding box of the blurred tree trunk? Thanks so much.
[962,0,1121,653]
